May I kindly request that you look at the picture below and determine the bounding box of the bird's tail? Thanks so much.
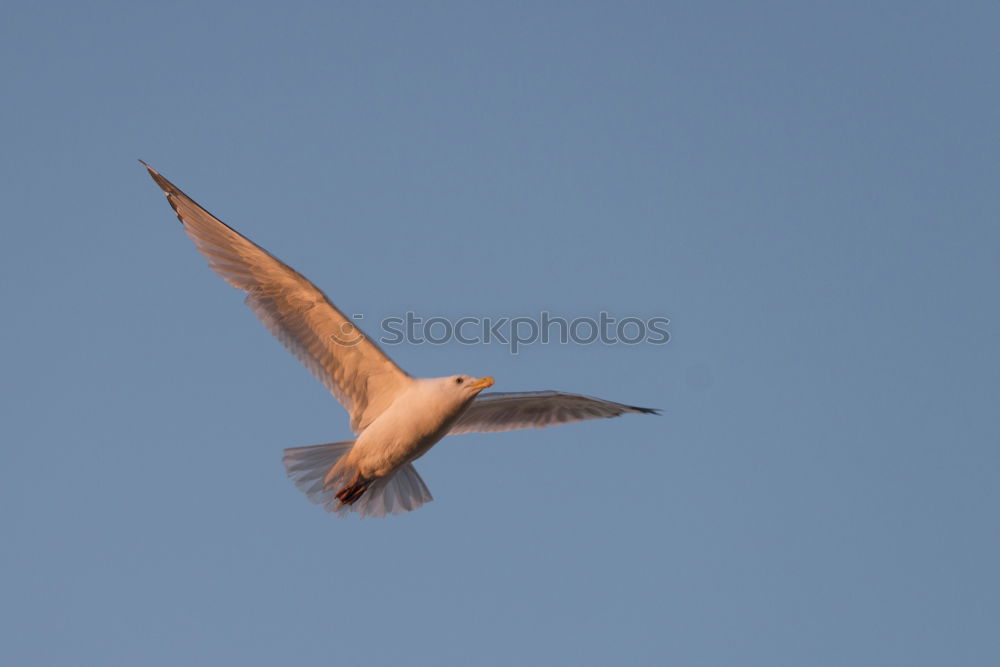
[282,441,433,518]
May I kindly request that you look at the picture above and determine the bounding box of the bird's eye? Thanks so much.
[455,377,464,384]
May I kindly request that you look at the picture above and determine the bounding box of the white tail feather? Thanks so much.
[348,464,434,518]
[282,441,433,518]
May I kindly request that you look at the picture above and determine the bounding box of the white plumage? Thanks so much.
[144,162,658,518]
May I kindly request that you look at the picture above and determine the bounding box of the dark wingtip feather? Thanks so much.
[139,161,189,224]
[140,164,245,235]
[629,405,661,415]
[141,162,171,192]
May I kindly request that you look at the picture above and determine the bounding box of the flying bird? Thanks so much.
[142,162,658,518]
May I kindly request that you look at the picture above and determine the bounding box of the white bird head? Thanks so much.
[438,374,494,401]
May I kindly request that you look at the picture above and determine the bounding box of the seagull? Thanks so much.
[142,162,658,518]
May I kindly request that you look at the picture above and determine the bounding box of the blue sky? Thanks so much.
[2,2,998,665]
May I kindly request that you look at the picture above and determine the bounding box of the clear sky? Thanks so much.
[2,2,998,665]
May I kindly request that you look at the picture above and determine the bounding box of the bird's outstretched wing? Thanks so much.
[143,162,411,433]
[448,391,659,435]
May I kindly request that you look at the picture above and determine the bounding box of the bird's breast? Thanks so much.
[352,394,469,477]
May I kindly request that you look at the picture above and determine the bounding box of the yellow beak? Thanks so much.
[468,376,495,390]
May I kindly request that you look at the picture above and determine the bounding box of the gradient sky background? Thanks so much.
[2,2,998,665]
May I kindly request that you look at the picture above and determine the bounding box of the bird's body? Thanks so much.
[339,376,491,480]
[143,162,658,518]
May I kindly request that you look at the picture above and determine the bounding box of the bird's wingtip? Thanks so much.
[139,160,173,195]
